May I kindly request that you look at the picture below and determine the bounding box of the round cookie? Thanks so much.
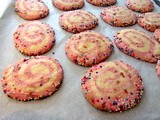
[156,60,160,76]
[100,6,136,27]
[59,10,98,33]
[65,31,114,66]
[86,0,117,7]
[154,29,160,43]
[81,60,144,112]
[15,0,49,20]
[13,21,55,56]
[114,29,160,63]
[52,0,84,11]
[126,0,154,13]
[137,13,160,32]
[1,56,63,101]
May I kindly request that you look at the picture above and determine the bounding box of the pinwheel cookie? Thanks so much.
[100,6,136,27]
[86,0,116,7]
[137,13,160,32]
[114,29,160,63]
[59,10,98,33]
[65,31,113,66]
[52,0,84,11]
[126,0,154,13]
[154,29,160,43]
[15,0,49,20]
[1,56,63,101]
[81,60,144,112]
[13,21,55,56]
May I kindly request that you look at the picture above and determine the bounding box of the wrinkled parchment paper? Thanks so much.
[0,0,160,120]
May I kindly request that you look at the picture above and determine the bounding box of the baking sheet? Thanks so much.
[0,0,160,120]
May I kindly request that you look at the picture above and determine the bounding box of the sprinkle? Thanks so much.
[113,101,117,105]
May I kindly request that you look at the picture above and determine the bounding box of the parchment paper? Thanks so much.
[0,0,160,120]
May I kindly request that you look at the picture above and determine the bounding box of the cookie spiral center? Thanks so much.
[69,14,83,22]
[78,40,95,52]
[30,63,50,76]
[145,14,160,24]
[24,25,44,43]
[124,31,150,52]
